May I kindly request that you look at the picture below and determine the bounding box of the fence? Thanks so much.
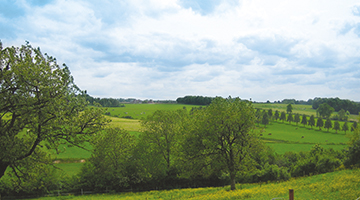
[271,189,294,200]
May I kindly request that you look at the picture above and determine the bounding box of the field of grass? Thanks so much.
[253,103,358,122]
[53,103,355,176]
[33,169,360,200]
[105,104,200,119]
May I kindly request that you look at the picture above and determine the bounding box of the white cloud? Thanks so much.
[1,0,360,101]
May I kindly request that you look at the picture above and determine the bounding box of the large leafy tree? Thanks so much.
[78,128,137,191]
[181,97,259,190]
[140,109,187,171]
[316,103,335,118]
[0,42,108,180]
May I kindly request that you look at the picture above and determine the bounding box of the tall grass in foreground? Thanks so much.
[34,169,360,200]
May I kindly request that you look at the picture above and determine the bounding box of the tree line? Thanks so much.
[257,109,357,134]
[176,95,214,105]
[312,97,360,115]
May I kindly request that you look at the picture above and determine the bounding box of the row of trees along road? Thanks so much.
[0,42,108,180]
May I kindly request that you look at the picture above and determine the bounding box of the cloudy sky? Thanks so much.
[1,0,360,102]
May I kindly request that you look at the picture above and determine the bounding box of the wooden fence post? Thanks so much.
[289,189,294,200]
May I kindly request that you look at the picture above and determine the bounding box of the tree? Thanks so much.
[294,113,300,125]
[316,103,334,118]
[342,122,349,134]
[268,109,273,121]
[140,109,186,170]
[262,112,269,127]
[255,109,262,126]
[78,128,138,191]
[351,122,358,132]
[287,113,293,124]
[324,118,332,132]
[280,111,286,122]
[308,115,315,128]
[338,109,348,121]
[274,110,280,121]
[0,42,108,180]
[333,121,340,133]
[286,104,293,114]
[301,114,307,127]
[316,117,324,130]
[182,97,258,190]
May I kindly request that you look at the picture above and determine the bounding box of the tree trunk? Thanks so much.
[0,161,9,180]
[230,170,236,190]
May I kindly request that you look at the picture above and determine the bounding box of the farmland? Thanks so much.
[53,103,354,176]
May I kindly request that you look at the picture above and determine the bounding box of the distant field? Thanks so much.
[253,103,358,122]
[104,104,201,119]
[53,103,356,175]
[32,169,360,200]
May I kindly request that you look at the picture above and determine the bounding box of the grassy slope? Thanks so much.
[55,103,355,175]
[253,103,358,122]
[34,169,360,200]
[105,104,200,119]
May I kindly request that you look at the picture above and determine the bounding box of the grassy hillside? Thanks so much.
[33,169,360,200]
[53,103,355,176]
[253,103,358,122]
[104,103,200,119]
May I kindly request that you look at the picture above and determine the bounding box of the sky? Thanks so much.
[1,0,360,102]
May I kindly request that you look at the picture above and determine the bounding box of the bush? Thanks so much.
[344,139,360,168]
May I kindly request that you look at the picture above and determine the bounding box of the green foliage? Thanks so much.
[181,97,259,190]
[316,103,335,118]
[0,42,108,180]
[308,115,315,128]
[312,97,360,115]
[0,150,61,196]
[324,118,332,132]
[261,112,269,127]
[294,113,300,125]
[176,95,214,105]
[287,113,293,124]
[316,117,323,130]
[77,128,137,191]
[333,121,340,133]
[342,122,349,134]
[351,121,358,132]
[274,110,279,121]
[140,109,187,169]
[280,111,286,122]
[288,145,342,177]
[286,104,293,113]
[301,114,307,127]
[267,109,273,119]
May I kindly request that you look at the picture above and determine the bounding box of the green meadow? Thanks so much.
[104,103,200,119]
[253,103,358,122]
[33,169,360,200]
[54,103,354,176]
